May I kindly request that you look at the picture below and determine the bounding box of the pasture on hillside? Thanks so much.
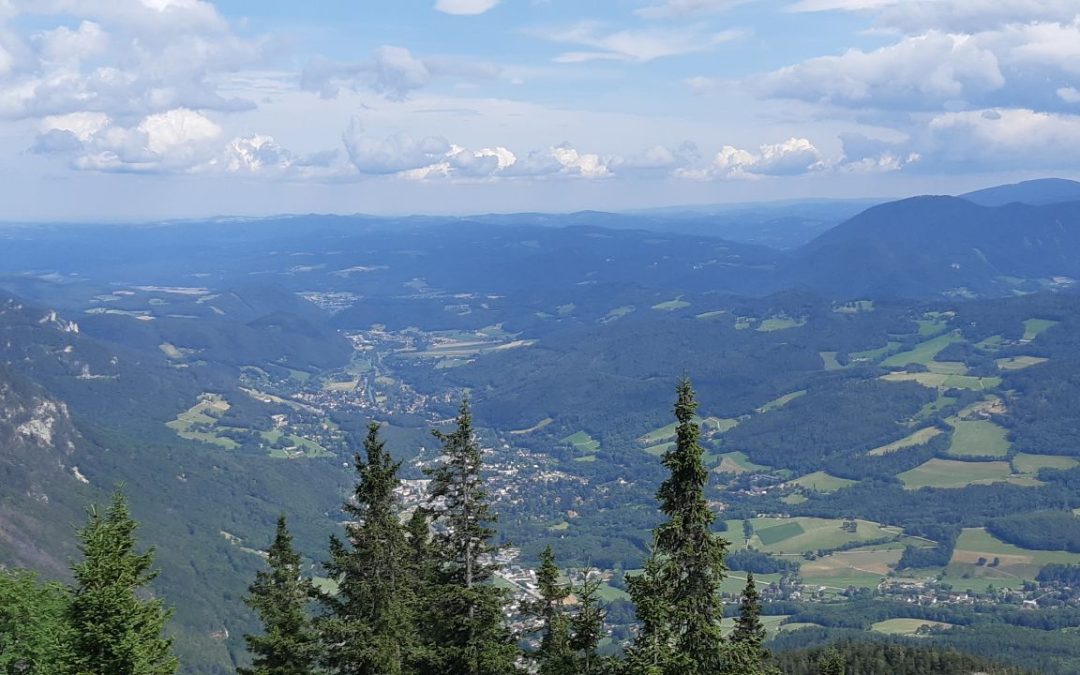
[947,528,1080,586]
[898,459,1040,490]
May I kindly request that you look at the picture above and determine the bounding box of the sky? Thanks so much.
[1,0,1079,219]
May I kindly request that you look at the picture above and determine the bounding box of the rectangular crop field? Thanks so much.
[801,548,903,591]
[946,419,1011,458]
[898,459,1039,490]
[882,333,963,368]
[1012,453,1079,474]
[732,517,904,555]
[871,619,954,635]
[756,521,805,546]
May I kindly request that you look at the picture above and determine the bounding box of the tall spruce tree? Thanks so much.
[569,569,612,675]
[404,508,438,671]
[732,573,767,660]
[66,490,178,675]
[625,555,672,674]
[319,422,415,674]
[240,515,318,675]
[529,546,572,675]
[425,399,519,675]
[626,379,730,675]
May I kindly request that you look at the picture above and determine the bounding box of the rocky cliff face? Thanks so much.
[1,373,80,479]
[0,369,86,575]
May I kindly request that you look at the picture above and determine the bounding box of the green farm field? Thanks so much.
[730,517,904,555]
[790,471,856,493]
[1012,453,1079,473]
[882,333,963,368]
[562,430,600,456]
[868,427,943,456]
[948,528,1080,583]
[757,315,806,332]
[898,459,1040,490]
[1023,318,1059,341]
[996,355,1049,371]
[946,419,1011,458]
[800,548,903,591]
[849,341,901,362]
[757,390,807,414]
[870,619,955,636]
[715,451,771,474]
[166,394,238,450]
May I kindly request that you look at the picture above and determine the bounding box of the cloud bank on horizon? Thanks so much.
[0,0,1077,218]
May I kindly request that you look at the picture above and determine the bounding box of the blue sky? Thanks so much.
[1,0,1079,219]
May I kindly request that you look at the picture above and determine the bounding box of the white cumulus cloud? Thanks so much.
[0,0,264,119]
[342,119,453,175]
[925,107,1080,168]
[677,137,826,179]
[752,31,1005,110]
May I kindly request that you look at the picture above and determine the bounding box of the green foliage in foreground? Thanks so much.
[626,379,735,675]
[67,491,178,675]
[2,383,1035,675]
[425,401,520,675]
[527,545,617,675]
[240,516,318,675]
[318,423,418,674]
[235,384,780,675]
[0,490,179,675]
[0,570,71,673]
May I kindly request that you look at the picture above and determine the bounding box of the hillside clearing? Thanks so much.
[898,459,1039,490]
[869,427,944,456]
[871,619,955,636]
[790,471,856,493]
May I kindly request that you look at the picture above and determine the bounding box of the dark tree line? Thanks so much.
[772,638,1028,675]
[987,511,1080,552]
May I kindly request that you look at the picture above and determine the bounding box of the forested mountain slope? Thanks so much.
[787,197,1080,298]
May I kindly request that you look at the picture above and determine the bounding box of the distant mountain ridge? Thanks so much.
[961,178,1080,207]
[786,194,1080,298]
